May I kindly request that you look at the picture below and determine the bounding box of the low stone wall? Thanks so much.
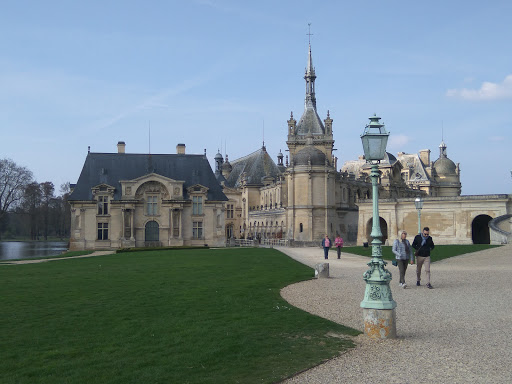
[489,214,512,244]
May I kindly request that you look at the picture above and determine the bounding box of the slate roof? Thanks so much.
[224,147,282,188]
[295,106,325,135]
[69,152,228,202]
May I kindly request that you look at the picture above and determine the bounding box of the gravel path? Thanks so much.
[278,245,512,384]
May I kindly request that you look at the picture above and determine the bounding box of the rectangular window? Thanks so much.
[124,212,131,239]
[98,196,108,215]
[172,212,180,237]
[97,223,109,240]
[193,221,203,239]
[147,196,158,215]
[227,204,234,219]
[192,196,203,215]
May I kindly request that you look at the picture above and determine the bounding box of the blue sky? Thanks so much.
[1,0,511,195]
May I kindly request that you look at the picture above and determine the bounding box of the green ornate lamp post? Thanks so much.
[360,114,397,339]
[415,197,424,234]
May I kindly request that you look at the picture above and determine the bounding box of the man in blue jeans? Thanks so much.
[412,227,435,289]
[321,234,332,259]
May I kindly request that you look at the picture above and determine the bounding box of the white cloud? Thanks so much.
[388,134,411,150]
[489,136,505,142]
[446,75,512,100]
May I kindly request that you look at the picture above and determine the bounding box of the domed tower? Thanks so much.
[432,141,461,196]
[214,150,226,183]
[286,132,336,243]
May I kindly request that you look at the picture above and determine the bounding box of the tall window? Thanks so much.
[124,211,131,239]
[172,212,180,237]
[192,196,203,215]
[193,221,203,239]
[227,204,234,219]
[97,223,108,240]
[147,196,158,215]
[98,196,108,215]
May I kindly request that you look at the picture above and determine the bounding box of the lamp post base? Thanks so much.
[363,308,396,339]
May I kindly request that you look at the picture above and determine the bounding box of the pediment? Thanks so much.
[120,173,185,200]
[187,184,209,195]
[91,183,115,195]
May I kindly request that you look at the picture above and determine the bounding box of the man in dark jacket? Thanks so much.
[412,227,435,289]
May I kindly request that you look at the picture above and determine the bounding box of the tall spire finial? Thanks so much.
[304,24,317,110]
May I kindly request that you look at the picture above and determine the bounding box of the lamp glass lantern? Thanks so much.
[360,114,389,162]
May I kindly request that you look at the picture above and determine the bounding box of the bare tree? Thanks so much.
[23,182,42,240]
[0,159,33,239]
[40,181,55,240]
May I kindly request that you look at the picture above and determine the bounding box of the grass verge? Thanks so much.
[0,248,359,384]
[342,244,501,262]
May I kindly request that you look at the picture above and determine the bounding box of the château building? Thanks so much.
[68,143,227,250]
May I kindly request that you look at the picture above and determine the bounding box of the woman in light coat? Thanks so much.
[392,230,414,288]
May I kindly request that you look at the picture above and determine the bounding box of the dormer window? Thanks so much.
[98,196,109,215]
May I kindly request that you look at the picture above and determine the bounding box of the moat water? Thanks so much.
[0,241,68,260]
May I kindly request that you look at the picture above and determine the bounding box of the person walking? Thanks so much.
[412,226,435,289]
[334,235,344,259]
[392,230,414,288]
[321,234,332,260]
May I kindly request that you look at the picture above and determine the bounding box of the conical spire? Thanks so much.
[304,43,317,110]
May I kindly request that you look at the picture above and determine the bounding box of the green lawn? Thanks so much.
[0,248,359,384]
[343,243,501,262]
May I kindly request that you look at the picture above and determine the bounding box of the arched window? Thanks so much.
[299,223,303,233]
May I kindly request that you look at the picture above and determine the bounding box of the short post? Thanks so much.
[415,197,424,235]
[314,263,329,278]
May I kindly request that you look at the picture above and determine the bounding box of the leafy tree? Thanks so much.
[0,159,33,239]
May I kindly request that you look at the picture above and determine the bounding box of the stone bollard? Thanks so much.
[314,263,329,278]
[363,308,396,339]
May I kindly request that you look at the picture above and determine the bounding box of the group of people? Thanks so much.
[391,227,435,289]
[321,227,435,289]
[322,234,344,259]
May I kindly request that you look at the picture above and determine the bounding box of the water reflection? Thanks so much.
[0,241,68,260]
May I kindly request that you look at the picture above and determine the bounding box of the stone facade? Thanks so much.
[357,194,512,245]
[68,145,228,250]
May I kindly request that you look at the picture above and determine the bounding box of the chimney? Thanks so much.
[176,143,186,154]
[117,141,126,153]
[419,149,430,167]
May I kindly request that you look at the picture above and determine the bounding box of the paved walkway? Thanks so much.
[277,245,512,384]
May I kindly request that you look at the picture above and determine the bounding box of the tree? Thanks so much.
[23,182,42,240]
[0,159,33,239]
[40,181,55,240]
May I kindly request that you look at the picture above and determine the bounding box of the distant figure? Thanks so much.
[392,230,414,288]
[334,235,344,259]
[412,227,435,289]
[321,234,332,260]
